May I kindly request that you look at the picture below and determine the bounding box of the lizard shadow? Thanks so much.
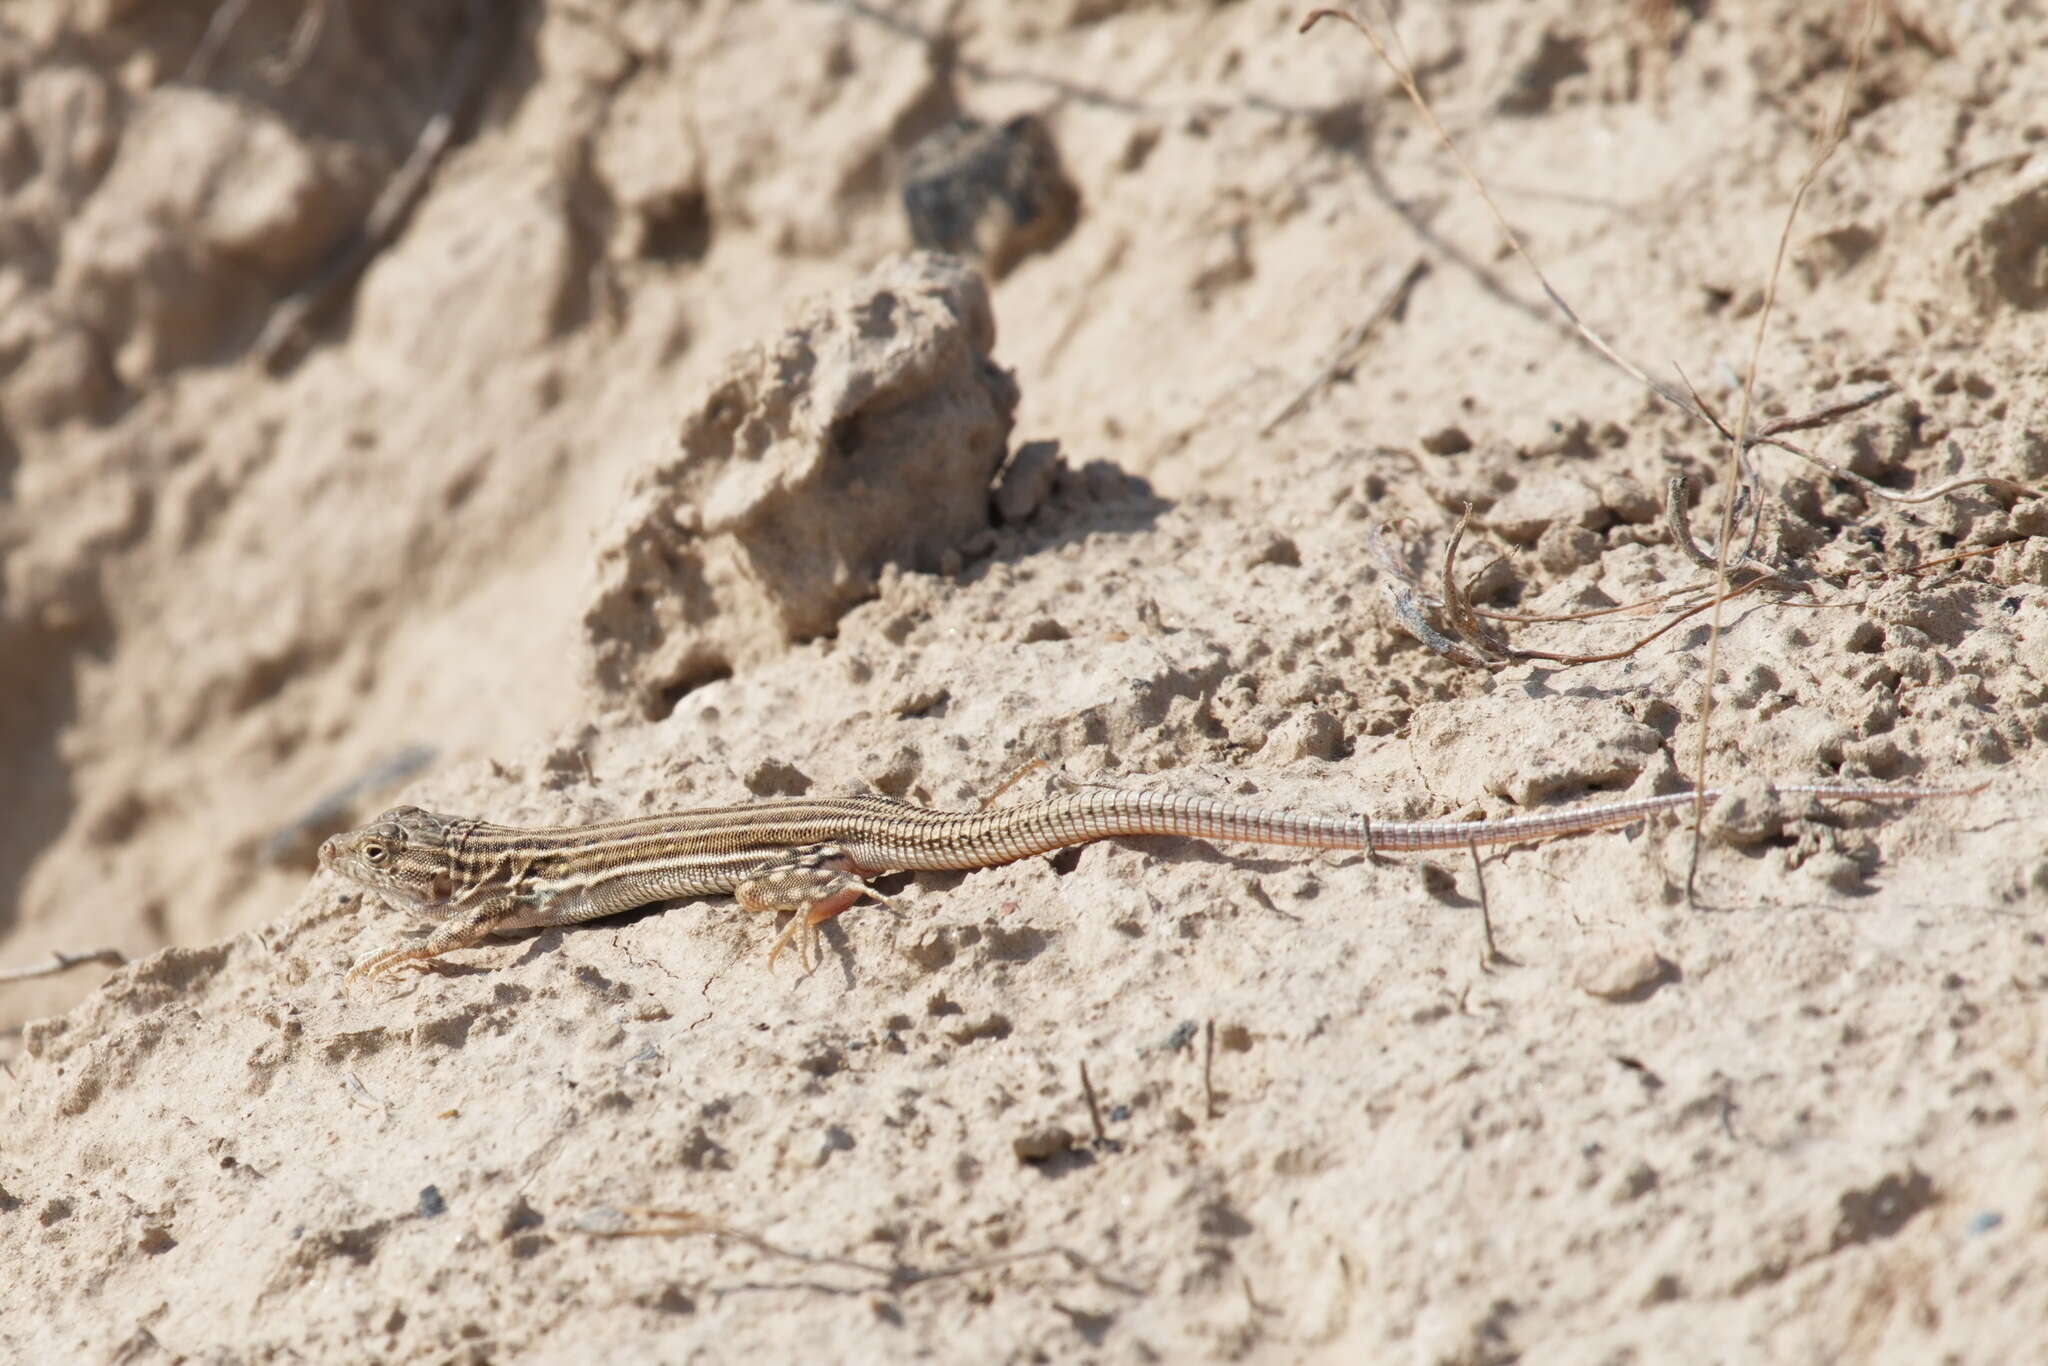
[604,897,874,987]
[507,928,569,970]
[482,896,884,990]
[910,841,1332,896]
[1089,836,1357,879]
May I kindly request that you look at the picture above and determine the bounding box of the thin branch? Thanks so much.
[1438,511,1517,657]
[0,948,127,985]
[185,0,254,82]
[1899,542,2021,575]
[1920,150,2034,208]
[1503,578,1774,666]
[1758,433,2046,505]
[1391,513,1777,668]
[1672,370,1767,561]
[1261,256,1430,435]
[1668,475,1731,572]
[264,0,334,83]
[1757,381,1898,437]
[1299,6,1715,426]
[256,0,496,369]
[584,1207,1140,1296]
[1472,579,1714,624]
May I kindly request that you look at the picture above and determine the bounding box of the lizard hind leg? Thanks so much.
[734,845,896,972]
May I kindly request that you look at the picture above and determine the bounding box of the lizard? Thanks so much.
[319,778,1967,984]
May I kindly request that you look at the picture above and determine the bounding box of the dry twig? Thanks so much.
[0,948,127,985]
[1079,1060,1108,1146]
[582,1207,1140,1296]
[1384,511,1777,668]
[1261,257,1431,436]
[1202,1020,1218,1120]
[1468,836,1503,972]
[255,0,497,370]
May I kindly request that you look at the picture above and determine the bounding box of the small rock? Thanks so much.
[1420,425,1472,455]
[580,254,1015,718]
[1257,709,1343,762]
[903,114,1079,278]
[1012,1126,1075,1163]
[744,758,811,797]
[1701,777,1787,848]
[995,440,1061,524]
[1246,532,1300,569]
[1574,940,1674,1002]
[1595,473,1661,524]
[1487,478,1605,548]
[0,312,117,429]
[1802,849,1866,893]
[1533,522,1602,574]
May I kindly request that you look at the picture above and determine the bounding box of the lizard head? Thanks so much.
[319,806,459,911]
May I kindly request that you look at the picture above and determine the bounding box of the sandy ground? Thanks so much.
[2,0,2045,1360]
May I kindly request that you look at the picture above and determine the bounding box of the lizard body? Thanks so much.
[320,781,1960,982]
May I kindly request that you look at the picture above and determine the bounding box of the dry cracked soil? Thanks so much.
[2,1,2045,1361]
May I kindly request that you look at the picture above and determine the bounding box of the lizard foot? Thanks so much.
[735,845,896,972]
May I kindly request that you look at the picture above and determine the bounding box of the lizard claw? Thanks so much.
[343,945,430,988]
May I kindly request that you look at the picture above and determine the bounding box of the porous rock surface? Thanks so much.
[582,252,1017,718]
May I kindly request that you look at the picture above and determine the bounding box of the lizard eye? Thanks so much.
[363,843,387,863]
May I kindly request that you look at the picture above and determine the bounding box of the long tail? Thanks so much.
[854,781,1972,869]
[1367,782,1969,852]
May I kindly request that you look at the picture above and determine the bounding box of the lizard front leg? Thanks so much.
[733,845,896,971]
[345,895,517,985]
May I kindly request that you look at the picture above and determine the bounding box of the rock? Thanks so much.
[1012,1125,1075,1163]
[57,87,355,380]
[994,439,1062,523]
[582,253,1018,716]
[1574,940,1675,1002]
[1701,777,1789,848]
[1420,425,1472,455]
[903,115,1079,279]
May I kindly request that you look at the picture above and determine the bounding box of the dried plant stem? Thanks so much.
[0,948,127,985]
[1687,0,1877,901]
[1298,7,1710,423]
[1262,257,1430,435]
